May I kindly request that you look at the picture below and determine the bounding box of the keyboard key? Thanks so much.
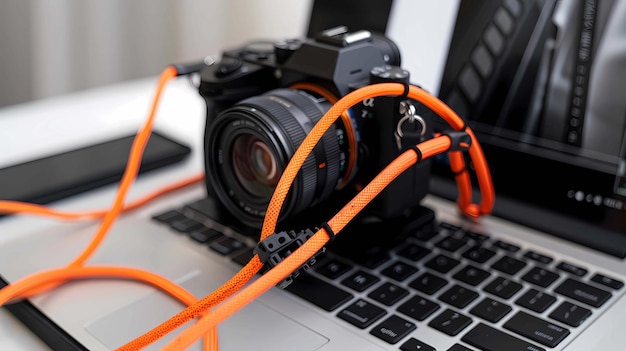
[556,261,588,276]
[397,295,440,321]
[337,299,386,329]
[453,265,491,286]
[396,243,431,262]
[400,338,436,351]
[370,315,416,344]
[521,266,559,287]
[483,276,522,299]
[428,309,472,336]
[341,270,379,292]
[315,258,352,279]
[470,297,512,323]
[549,301,592,327]
[152,209,185,223]
[285,273,353,311]
[425,254,460,274]
[208,236,246,255]
[462,323,546,351]
[368,282,409,306]
[169,217,204,233]
[413,225,438,242]
[448,344,474,351]
[503,311,570,347]
[435,236,467,252]
[439,222,462,233]
[523,250,553,264]
[463,230,490,242]
[492,240,520,252]
[381,261,418,281]
[462,246,496,264]
[409,272,448,295]
[515,288,556,313]
[188,228,223,243]
[591,273,624,290]
[184,198,256,236]
[491,256,526,275]
[438,285,479,309]
[554,278,612,308]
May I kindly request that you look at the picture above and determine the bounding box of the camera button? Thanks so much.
[215,57,243,77]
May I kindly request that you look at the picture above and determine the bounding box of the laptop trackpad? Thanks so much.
[85,271,329,351]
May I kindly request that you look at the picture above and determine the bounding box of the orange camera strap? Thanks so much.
[0,174,203,222]
[0,67,494,351]
[0,66,220,350]
[158,82,494,350]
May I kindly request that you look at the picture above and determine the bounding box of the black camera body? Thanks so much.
[199,26,432,230]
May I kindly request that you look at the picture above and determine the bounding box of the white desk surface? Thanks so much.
[0,76,207,350]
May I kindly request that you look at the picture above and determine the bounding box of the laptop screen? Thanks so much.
[433,0,626,258]
[308,0,626,258]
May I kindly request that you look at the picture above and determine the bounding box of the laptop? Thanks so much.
[1,0,625,350]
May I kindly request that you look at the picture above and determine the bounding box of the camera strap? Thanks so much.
[395,101,427,151]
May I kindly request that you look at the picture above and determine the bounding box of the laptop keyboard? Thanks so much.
[152,199,624,351]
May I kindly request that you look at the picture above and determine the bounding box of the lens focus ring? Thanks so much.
[205,88,343,228]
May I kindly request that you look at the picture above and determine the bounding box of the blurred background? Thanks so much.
[0,0,312,107]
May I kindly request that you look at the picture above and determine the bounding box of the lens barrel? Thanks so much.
[205,88,348,228]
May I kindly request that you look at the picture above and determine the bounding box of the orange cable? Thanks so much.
[165,83,495,349]
[5,67,179,301]
[116,84,407,351]
[6,172,203,301]
[69,66,178,267]
[175,84,492,349]
[0,265,217,351]
[0,70,493,350]
[0,173,204,221]
[115,256,263,351]
[261,83,494,240]
[0,66,222,350]
[163,136,453,350]
[0,266,197,308]
[119,82,494,351]
[0,66,220,350]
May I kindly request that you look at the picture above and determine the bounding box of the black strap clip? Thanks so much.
[254,229,325,288]
[440,130,472,152]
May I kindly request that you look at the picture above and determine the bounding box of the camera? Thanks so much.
[198,26,433,230]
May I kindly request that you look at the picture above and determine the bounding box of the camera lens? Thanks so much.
[205,88,354,228]
[231,134,280,197]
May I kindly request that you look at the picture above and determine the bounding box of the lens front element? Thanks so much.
[232,134,280,198]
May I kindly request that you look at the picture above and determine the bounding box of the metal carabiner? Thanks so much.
[395,101,426,150]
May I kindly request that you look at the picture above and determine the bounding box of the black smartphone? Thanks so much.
[0,131,192,207]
